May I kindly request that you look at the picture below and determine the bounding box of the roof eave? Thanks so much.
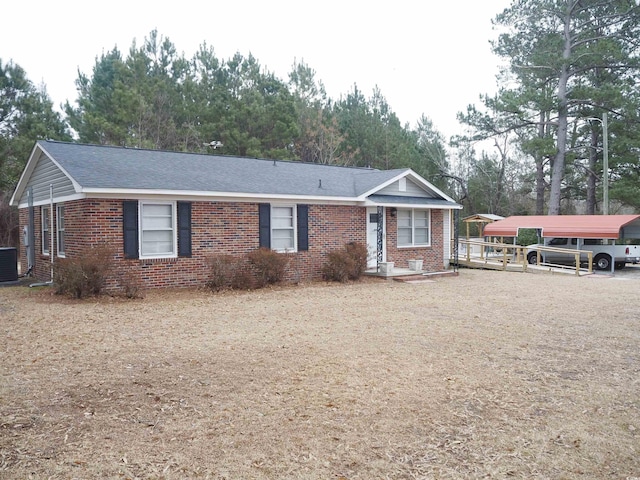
[81,188,362,205]
[363,199,462,209]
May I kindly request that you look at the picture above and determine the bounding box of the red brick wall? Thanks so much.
[19,200,447,290]
[385,209,446,272]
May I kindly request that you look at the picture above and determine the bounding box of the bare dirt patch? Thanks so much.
[1,269,639,479]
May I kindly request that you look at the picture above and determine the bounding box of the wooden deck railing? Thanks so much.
[453,239,593,275]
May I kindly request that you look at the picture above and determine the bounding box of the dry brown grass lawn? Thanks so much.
[1,269,639,479]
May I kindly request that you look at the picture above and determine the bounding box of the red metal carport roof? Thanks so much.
[482,215,640,239]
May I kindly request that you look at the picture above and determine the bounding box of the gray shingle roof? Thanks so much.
[40,140,405,198]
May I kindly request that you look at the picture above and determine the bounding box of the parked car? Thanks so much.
[526,237,640,271]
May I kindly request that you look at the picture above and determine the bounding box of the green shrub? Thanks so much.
[247,247,289,287]
[54,245,114,298]
[322,242,368,282]
[206,254,254,291]
[516,228,539,246]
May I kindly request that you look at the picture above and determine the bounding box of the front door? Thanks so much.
[366,207,386,268]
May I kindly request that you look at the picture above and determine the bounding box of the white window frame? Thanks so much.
[271,204,297,252]
[139,201,177,259]
[397,209,431,248]
[41,206,50,255]
[56,205,65,258]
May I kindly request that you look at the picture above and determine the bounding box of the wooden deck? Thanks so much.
[453,239,593,276]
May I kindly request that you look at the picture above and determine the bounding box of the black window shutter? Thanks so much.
[177,201,192,257]
[123,201,139,259]
[259,203,271,248]
[297,204,309,251]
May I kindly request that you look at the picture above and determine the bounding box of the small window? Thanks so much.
[41,206,50,255]
[583,238,602,245]
[140,202,176,258]
[397,209,430,247]
[271,205,296,252]
[57,205,65,257]
[548,238,568,246]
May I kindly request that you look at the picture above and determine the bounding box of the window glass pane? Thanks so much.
[142,230,173,254]
[144,216,172,229]
[144,204,172,216]
[271,206,295,251]
[398,228,412,246]
[57,206,65,254]
[42,207,49,253]
[414,211,429,227]
[272,231,294,250]
[272,207,293,228]
[415,228,429,244]
[143,204,172,229]
[272,216,293,229]
[397,210,411,228]
[142,241,173,254]
[141,203,175,256]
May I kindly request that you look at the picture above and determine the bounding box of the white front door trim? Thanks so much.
[366,207,386,268]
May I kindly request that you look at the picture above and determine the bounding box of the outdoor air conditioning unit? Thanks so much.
[0,247,18,283]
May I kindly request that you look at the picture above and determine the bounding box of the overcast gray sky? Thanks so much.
[3,0,511,139]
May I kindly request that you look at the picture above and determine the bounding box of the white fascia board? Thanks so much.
[80,188,361,205]
[362,199,463,210]
[10,142,42,207]
[10,142,83,207]
[16,192,87,209]
[407,171,458,204]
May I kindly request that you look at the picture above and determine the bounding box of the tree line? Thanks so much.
[2,0,640,247]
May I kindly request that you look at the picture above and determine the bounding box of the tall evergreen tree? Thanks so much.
[493,0,640,214]
[1,59,71,246]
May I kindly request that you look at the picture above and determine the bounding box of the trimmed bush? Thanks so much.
[54,245,114,298]
[322,250,354,282]
[117,270,144,299]
[247,247,289,288]
[344,241,368,279]
[206,254,254,291]
[322,241,368,282]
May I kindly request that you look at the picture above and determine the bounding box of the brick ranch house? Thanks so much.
[10,140,462,289]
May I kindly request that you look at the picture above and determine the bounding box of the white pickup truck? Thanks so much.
[526,237,640,271]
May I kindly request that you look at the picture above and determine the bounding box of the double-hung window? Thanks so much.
[397,209,430,247]
[140,202,177,258]
[56,205,65,257]
[271,205,296,252]
[41,206,50,255]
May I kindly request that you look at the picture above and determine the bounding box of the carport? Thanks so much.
[483,215,640,273]
[482,215,640,239]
